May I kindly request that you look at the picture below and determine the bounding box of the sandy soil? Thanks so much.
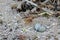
[0,0,60,40]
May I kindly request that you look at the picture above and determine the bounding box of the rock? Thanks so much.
[36,8,40,12]
[40,0,46,2]
[34,23,46,32]
[11,3,18,9]
[32,0,46,3]
[16,8,22,13]
[13,0,22,1]
[54,13,60,17]
[17,0,22,1]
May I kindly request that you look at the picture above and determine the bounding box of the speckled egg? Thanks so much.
[34,23,46,32]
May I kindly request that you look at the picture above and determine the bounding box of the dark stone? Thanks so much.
[3,38,7,40]
[17,0,22,1]
[28,0,30,1]
[21,7,26,12]
[21,2,27,12]
[11,6,17,9]
[10,29,12,32]
[13,0,22,1]
[36,8,40,11]
[55,13,60,17]
[16,8,22,13]
[40,0,45,2]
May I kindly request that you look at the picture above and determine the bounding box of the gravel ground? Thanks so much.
[0,0,60,40]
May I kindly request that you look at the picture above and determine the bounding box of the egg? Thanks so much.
[34,23,46,32]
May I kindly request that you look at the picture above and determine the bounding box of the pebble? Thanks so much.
[11,3,18,9]
[34,23,46,32]
[36,8,40,12]
[40,0,45,2]
[32,0,45,3]
[17,0,22,1]
[54,13,60,17]
[16,8,22,13]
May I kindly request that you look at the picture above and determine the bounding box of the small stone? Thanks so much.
[21,1,27,12]
[9,29,12,32]
[11,4,18,9]
[3,37,7,40]
[32,0,36,3]
[13,0,22,1]
[32,0,46,3]
[36,8,40,12]
[40,0,45,2]
[54,13,60,17]
[17,0,22,1]
[34,23,46,32]
[16,8,22,13]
